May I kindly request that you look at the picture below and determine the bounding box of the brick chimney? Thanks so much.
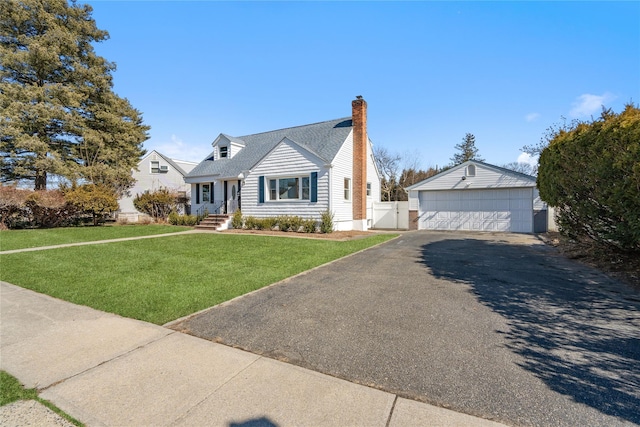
[352,96,367,230]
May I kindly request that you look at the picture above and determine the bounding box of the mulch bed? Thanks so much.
[541,232,640,290]
[219,229,377,241]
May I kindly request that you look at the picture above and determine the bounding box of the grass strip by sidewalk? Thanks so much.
[0,225,192,252]
[0,371,84,426]
[0,233,396,325]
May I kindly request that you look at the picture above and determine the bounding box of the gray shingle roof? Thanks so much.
[186,117,353,179]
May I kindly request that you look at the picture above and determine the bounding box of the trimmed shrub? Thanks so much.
[302,218,317,233]
[244,216,260,230]
[180,214,198,226]
[277,215,303,232]
[169,211,197,226]
[231,210,243,229]
[133,188,178,221]
[320,209,334,233]
[261,217,278,230]
[168,211,180,225]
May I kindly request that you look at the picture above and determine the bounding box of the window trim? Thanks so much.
[150,160,160,174]
[344,178,351,201]
[219,146,228,158]
[266,175,311,202]
[366,182,372,197]
[202,183,211,203]
[466,164,476,177]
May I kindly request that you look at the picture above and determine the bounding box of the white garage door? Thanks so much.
[418,189,533,233]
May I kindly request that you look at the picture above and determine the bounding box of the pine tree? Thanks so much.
[0,0,149,191]
[450,133,484,166]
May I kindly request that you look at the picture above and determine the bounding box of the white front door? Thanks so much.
[227,181,238,214]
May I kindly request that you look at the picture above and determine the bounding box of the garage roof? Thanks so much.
[406,160,536,191]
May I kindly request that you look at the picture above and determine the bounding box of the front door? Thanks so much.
[226,180,238,214]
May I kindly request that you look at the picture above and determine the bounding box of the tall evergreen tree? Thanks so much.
[450,133,484,165]
[0,0,148,191]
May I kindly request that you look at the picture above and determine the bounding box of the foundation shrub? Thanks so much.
[231,210,243,229]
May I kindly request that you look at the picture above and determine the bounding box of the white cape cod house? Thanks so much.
[185,97,381,231]
[118,150,197,222]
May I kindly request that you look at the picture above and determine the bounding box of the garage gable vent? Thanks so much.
[466,164,476,177]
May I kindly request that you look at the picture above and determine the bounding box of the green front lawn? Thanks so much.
[0,233,396,325]
[0,371,83,426]
[0,225,191,251]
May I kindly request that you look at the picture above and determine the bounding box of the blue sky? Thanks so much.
[85,1,640,170]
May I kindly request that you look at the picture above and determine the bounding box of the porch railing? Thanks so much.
[195,201,225,224]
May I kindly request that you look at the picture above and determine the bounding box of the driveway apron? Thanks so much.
[171,231,640,427]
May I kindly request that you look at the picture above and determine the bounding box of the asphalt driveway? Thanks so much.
[170,231,640,427]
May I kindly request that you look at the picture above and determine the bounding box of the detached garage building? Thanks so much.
[407,161,547,233]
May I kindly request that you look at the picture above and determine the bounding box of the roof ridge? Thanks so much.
[237,117,351,139]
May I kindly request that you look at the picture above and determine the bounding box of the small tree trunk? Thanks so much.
[35,170,47,190]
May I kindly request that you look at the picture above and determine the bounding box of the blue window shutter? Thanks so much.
[311,172,318,202]
[196,184,200,204]
[259,176,265,203]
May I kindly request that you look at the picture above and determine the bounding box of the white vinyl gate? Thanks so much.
[418,189,533,233]
[372,201,409,230]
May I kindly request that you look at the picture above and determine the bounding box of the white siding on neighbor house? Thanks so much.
[242,139,329,220]
[119,152,191,217]
[330,131,354,230]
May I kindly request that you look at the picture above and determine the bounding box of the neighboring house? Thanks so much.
[406,160,548,233]
[118,150,197,222]
[185,97,381,231]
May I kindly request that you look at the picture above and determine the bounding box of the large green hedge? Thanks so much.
[537,104,640,252]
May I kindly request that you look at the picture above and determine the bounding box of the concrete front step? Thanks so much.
[195,215,229,230]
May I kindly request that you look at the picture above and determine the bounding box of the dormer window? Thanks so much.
[219,146,228,158]
[466,164,476,177]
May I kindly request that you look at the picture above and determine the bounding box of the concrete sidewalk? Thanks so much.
[0,282,507,427]
[0,230,203,255]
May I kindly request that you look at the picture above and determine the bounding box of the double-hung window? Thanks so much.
[344,178,351,200]
[150,161,160,173]
[202,184,210,202]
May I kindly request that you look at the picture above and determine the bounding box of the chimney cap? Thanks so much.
[355,95,363,100]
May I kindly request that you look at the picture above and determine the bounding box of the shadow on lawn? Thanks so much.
[420,238,640,425]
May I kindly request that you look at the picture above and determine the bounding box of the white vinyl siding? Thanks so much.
[409,163,536,192]
[243,139,327,219]
[330,131,354,230]
[366,141,381,202]
[118,151,195,218]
